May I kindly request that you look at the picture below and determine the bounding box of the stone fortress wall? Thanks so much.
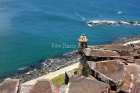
[66,34,139,93]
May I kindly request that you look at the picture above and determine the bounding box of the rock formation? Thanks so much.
[87,20,140,26]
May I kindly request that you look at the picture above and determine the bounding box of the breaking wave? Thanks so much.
[117,11,122,14]
[18,66,28,70]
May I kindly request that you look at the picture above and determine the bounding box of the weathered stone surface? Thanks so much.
[0,79,19,93]
[134,54,140,59]
[110,71,138,93]
[137,49,140,54]
[126,59,135,63]
[65,71,74,84]
[118,71,138,93]
[89,44,133,51]
[77,60,84,76]
[55,85,67,93]
[120,56,134,60]
[119,59,127,64]
[134,59,140,65]
[89,44,134,56]
[76,35,140,92]
[87,75,95,79]
[78,34,88,42]
[125,65,139,79]
[82,48,120,61]
[77,58,91,77]
[68,76,110,93]
[78,34,88,53]
[30,79,55,93]
[20,85,33,93]
[83,48,120,57]
[87,60,125,91]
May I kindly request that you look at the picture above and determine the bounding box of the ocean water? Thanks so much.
[0,0,140,77]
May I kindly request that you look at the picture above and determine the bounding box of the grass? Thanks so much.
[72,68,78,71]
[51,68,78,85]
[51,73,65,85]
[127,44,130,46]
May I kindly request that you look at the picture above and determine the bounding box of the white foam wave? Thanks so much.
[18,66,28,70]
[88,24,92,26]
[118,11,122,14]
[42,63,47,66]
[25,71,33,75]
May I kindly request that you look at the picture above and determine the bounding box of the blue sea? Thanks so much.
[0,0,140,77]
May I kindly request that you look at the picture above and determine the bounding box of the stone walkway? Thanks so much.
[137,65,140,93]
[127,63,140,93]
[22,62,79,85]
[123,40,140,45]
[123,41,140,93]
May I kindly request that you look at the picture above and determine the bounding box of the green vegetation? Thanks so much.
[51,73,65,85]
[127,44,130,46]
[72,68,78,71]
[51,68,78,85]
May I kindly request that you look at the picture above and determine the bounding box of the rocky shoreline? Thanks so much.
[113,35,140,44]
[0,35,140,84]
[12,51,80,83]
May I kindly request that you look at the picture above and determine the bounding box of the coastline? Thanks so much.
[21,35,140,86]
[123,40,140,45]
[0,50,80,83]
[113,35,140,44]
[22,62,79,85]
[12,51,80,84]
[1,35,140,84]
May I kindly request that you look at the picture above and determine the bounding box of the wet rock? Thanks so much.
[9,53,80,83]
[47,59,52,62]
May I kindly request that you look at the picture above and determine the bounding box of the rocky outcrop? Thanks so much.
[87,20,140,26]
[113,35,140,45]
